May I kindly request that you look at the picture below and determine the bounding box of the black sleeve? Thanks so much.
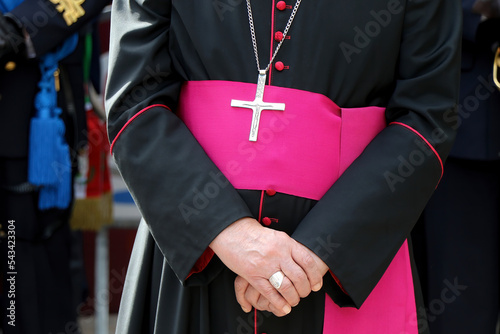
[292,0,462,308]
[7,0,109,55]
[105,0,252,284]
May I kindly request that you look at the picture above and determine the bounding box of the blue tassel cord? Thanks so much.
[28,34,78,210]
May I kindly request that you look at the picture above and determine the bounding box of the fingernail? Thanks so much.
[282,305,291,314]
[312,283,322,291]
[241,306,251,313]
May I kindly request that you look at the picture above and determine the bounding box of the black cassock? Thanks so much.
[106,0,461,333]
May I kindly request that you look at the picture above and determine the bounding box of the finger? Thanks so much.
[254,291,287,317]
[291,243,323,292]
[275,276,301,307]
[251,278,292,316]
[268,301,288,317]
[254,293,272,312]
[279,259,312,298]
[244,283,262,310]
[234,276,252,313]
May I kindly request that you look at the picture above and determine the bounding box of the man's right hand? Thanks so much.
[209,217,324,315]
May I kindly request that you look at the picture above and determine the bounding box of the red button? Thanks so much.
[262,217,272,226]
[266,189,277,196]
[274,31,284,42]
[274,61,285,71]
[276,1,286,10]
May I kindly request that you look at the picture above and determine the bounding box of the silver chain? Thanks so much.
[245,0,302,73]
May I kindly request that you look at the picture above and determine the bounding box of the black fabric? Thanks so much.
[0,158,77,334]
[451,34,500,160]
[412,4,500,332]
[106,0,462,332]
[119,190,326,334]
[0,12,25,65]
[0,60,39,158]
[451,6,500,161]
[413,157,500,334]
[8,0,108,56]
[407,238,431,334]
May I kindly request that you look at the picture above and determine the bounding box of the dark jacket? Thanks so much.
[451,1,500,160]
[0,0,108,158]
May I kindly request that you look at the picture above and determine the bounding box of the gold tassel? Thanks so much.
[70,192,113,231]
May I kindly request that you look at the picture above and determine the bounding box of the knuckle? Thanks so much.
[252,257,266,269]
[301,252,316,269]
[294,268,308,282]
[243,289,252,301]
[262,284,277,297]
[273,230,290,244]
[287,270,310,292]
[256,299,270,311]
[279,281,294,294]
[279,286,299,306]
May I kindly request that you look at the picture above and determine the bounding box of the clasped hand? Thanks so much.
[209,217,329,317]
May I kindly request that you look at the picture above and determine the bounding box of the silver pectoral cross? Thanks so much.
[231,70,286,141]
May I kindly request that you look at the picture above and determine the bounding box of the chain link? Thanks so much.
[245,0,302,73]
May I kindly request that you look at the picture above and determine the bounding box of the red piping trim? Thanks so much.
[253,190,266,334]
[109,104,171,153]
[254,308,258,334]
[268,0,276,85]
[258,190,265,222]
[390,122,444,181]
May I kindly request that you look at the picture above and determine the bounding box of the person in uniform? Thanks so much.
[0,0,108,332]
[412,0,500,332]
[106,0,462,333]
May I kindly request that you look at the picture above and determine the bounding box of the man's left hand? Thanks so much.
[234,243,329,316]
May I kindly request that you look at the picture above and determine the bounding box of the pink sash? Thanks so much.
[178,80,385,200]
[178,80,417,334]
